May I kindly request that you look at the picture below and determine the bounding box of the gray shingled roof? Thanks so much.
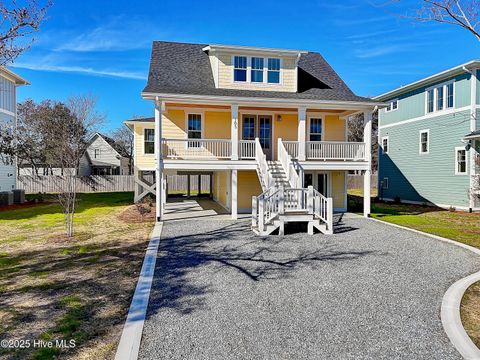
[143,41,375,103]
[464,130,480,139]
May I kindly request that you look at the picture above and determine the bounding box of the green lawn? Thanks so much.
[0,192,154,359]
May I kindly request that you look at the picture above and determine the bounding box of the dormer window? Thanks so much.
[233,56,247,82]
[267,58,280,83]
[251,57,264,82]
[232,55,282,84]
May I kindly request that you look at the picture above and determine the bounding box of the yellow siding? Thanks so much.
[133,123,155,169]
[331,171,346,209]
[205,111,230,139]
[273,113,298,160]
[163,109,186,138]
[238,171,262,210]
[323,115,346,141]
[216,53,297,92]
[213,170,229,209]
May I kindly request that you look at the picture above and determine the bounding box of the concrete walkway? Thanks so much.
[139,213,480,359]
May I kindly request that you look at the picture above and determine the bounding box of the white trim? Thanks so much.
[379,105,472,129]
[425,80,455,115]
[142,92,383,109]
[0,108,15,117]
[419,129,430,155]
[381,136,389,155]
[374,60,480,100]
[114,222,163,360]
[384,98,399,113]
[142,127,155,156]
[454,146,468,175]
[184,111,205,148]
[203,44,307,56]
[307,115,325,141]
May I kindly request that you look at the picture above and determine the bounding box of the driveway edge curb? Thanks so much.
[114,222,163,360]
[363,215,480,359]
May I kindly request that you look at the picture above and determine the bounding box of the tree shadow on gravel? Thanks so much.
[147,220,376,317]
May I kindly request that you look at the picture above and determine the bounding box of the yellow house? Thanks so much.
[126,41,383,235]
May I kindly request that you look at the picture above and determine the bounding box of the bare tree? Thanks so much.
[0,0,51,66]
[54,95,104,238]
[393,0,480,41]
[112,124,134,175]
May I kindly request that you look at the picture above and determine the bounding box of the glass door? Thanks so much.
[241,115,272,160]
[258,115,272,160]
[317,173,328,196]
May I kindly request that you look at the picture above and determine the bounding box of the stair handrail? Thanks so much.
[252,187,280,233]
[278,138,302,188]
[255,138,275,189]
[312,188,333,232]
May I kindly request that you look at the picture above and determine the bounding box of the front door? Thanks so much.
[242,115,272,160]
[304,171,329,196]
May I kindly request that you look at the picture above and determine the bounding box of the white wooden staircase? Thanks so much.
[252,138,334,236]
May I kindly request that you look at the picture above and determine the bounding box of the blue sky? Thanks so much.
[11,0,480,133]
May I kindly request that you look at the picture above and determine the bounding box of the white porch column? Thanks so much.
[363,110,373,217]
[231,104,239,160]
[231,169,238,219]
[298,106,306,161]
[155,98,164,221]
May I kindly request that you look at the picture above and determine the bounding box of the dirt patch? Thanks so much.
[118,204,156,223]
[0,201,47,212]
[461,281,480,349]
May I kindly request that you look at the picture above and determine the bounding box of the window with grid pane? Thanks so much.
[456,149,466,174]
[447,83,454,108]
[242,116,255,140]
[420,130,429,154]
[437,86,444,111]
[427,89,434,113]
[144,129,155,154]
[309,118,322,141]
[234,56,247,82]
[251,57,264,82]
[267,58,280,83]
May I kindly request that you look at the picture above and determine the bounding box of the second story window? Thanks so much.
[251,57,264,83]
[426,81,454,114]
[419,129,429,154]
[309,118,322,141]
[447,82,454,108]
[187,114,202,147]
[427,89,434,113]
[144,129,155,154]
[267,58,280,83]
[234,56,247,82]
[94,149,101,158]
[385,99,398,112]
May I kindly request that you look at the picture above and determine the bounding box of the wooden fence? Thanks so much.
[18,174,212,194]
[347,174,378,190]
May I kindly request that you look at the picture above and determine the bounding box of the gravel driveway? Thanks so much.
[139,214,480,360]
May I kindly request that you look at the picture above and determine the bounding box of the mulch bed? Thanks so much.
[0,201,46,212]
[118,205,156,223]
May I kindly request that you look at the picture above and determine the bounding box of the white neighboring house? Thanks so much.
[78,133,131,176]
[0,67,28,191]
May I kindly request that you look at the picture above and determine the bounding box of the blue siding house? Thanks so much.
[375,61,480,211]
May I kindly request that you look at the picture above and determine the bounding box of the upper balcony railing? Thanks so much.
[283,140,366,161]
[162,138,256,160]
[161,138,366,162]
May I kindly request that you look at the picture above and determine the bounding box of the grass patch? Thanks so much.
[461,281,480,348]
[0,192,154,359]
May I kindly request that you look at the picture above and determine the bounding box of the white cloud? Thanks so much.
[54,16,156,52]
[354,45,409,59]
[12,62,147,80]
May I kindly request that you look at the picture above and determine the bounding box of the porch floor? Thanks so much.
[164,198,247,221]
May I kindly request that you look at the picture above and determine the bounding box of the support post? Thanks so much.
[231,104,239,160]
[298,106,306,161]
[198,174,201,196]
[210,174,213,199]
[258,198,264,233]
[187,175,190,198]
[251,196,257,228]
[231,169,237,219]
[469,68,478,211]
[278,185,285,215]
[307,186,314,214]
[363,110,373,217]
[154,98,164,221]
[327,197,334,234]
